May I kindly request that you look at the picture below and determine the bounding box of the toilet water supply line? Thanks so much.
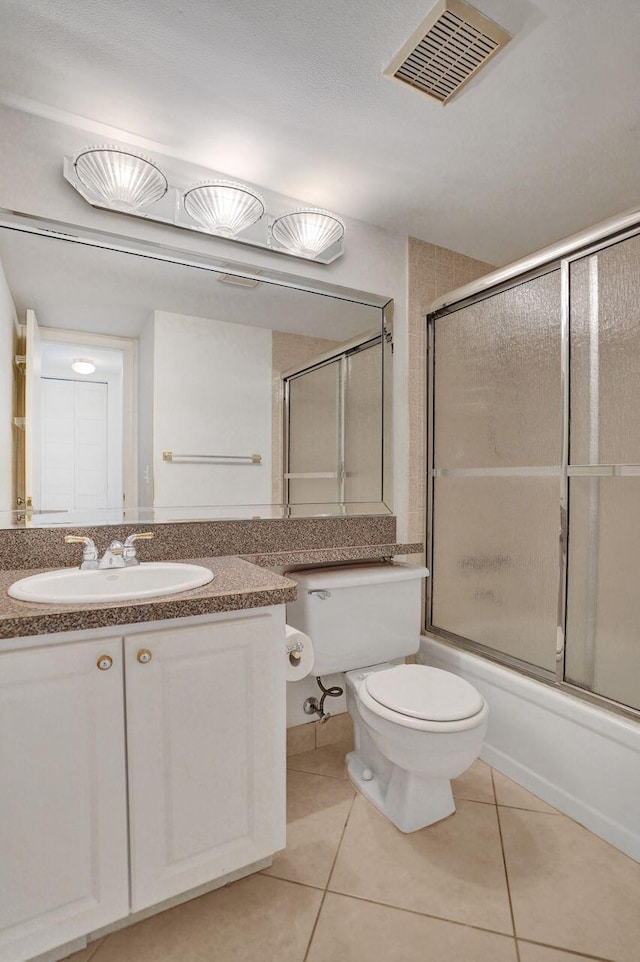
[303,676,344,723]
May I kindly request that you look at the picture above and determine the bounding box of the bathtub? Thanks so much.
[419,633,640,862]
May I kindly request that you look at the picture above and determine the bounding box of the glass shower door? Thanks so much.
[429,270,562,672]
[286,360,341,505]
[344,343,383,503]
[285,340,385,510]
[565,234,640,711]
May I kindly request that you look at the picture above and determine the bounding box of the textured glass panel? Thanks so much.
[565,477,640,710]
[344,344,382,502]
[433,270,561,468]
[570,234,640,465]
[431,477,559,671]
[288,362,339,504]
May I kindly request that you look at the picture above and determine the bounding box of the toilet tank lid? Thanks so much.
[286,562,430,590]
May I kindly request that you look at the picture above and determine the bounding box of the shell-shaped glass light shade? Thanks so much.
[74,147,168,212]
[183,181,265,237]
[270,208,345,258]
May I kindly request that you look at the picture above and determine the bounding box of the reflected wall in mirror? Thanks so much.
[0,221,392,527]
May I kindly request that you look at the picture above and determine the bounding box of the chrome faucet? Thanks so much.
[98,540,126,569]
[64,535,99,570]
[64,532,154,570]
[122,532,154,566]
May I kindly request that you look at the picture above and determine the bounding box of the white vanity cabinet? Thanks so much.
[125,612,286,910]
[0,606,286,962]
[0,637,129,962]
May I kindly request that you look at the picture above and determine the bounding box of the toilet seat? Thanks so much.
[353,664,487,733]
[366,664,484,721]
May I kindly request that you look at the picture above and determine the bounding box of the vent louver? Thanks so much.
[384,0,510,105]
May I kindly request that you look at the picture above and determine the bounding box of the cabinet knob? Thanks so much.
[137,649,153,664]
[97,655,113,671]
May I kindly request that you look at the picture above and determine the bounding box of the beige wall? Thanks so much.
[406,238,494,547]
[271,331,340,503]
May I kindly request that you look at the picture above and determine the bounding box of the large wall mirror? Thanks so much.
[0,213,392,527]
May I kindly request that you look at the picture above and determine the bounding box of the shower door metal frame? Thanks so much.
[425,220,640,722]
[282,331,386,509]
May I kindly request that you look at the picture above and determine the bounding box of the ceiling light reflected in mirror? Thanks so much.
[71,358,96,374]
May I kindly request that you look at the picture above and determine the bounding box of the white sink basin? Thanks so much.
[8,562,214,604]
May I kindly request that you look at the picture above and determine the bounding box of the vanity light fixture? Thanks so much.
[73,147,168,212]
[71,358,96,375]
[64,146,346,263]
[183,180,265,238]
[270,208,345,258]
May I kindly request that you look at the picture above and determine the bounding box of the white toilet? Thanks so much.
[286,563,488,833]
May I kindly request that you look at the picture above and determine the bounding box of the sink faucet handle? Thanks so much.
[64,535,99,570]
[123,532,155,547]
[123,531,154,566]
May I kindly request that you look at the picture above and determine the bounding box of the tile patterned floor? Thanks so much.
[67,749,640,962]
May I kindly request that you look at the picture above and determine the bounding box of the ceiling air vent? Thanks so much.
[383,0,510,105]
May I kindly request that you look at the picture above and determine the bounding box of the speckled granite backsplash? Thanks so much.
[0,516,397,570]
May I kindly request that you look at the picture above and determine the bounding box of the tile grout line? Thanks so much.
[313,885,522,942]
[286,768,348,782]
[445,794,562,816]
[492,768,521,962]
[302,789,358,962]
[274,872,529,945]
[517,937,618,962]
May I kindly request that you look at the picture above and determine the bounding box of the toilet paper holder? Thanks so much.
[286,640,305,664]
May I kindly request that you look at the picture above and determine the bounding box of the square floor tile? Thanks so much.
[452,758,495,804]
[89,875,322,962]
[307,893,518,962]
[287,740,350,779]
[493,771,558,814]
[263,769,355,887]
[329,795,513,934]
[500,807,640,962]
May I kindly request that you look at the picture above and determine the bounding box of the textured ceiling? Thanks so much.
[0,0,639,264]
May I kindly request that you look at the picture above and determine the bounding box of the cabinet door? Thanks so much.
[0,638,129,962]
[125,609,286,911]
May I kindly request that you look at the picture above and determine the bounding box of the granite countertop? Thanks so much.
[243,541,424,568]
[0,556,298,640]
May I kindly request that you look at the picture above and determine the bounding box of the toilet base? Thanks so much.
[346,749,456,833]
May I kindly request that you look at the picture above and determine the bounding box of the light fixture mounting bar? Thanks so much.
[63,156,344,265]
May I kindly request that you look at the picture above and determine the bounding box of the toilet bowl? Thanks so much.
[285,563,488,834]
[344,663,488,832]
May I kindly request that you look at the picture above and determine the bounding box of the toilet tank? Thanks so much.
[285,563,430,675]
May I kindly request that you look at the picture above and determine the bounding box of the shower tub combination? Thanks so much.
[422,206,640,861]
